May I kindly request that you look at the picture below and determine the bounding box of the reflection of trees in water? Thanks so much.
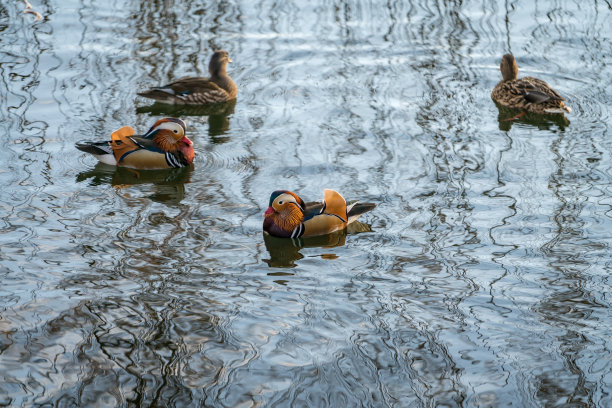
[61,2,246,405]
[533,132,604,406]
[2,0,609,406]
[30,274,230,405]
[0,0,51,209]
[408,6,489,398]
[132,0,243,82]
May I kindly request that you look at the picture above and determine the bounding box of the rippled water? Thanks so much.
[1,0,611,406]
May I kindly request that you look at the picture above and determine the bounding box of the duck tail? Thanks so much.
[545,104,572,114]
[347,202,376,223]
[75,141,117,165]
[75,141,111,156]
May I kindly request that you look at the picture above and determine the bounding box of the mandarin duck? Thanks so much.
[75,118,194,169]
[263,189,376,238]
[138,50,237,105]
[491,54,571,114]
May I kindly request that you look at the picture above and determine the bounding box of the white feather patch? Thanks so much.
[545,107,571,114]
[92,154,117,166]
[159,87,176,95]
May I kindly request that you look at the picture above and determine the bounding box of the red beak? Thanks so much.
[179,136,193,146]
[264,206,275,216]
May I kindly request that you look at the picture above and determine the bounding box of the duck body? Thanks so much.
[263,189,376,238]
[491,54,571,114]
[138,50,237,105]
[76,118,194,170]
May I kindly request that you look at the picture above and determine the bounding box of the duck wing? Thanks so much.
[303,200,325,218]
[519,77,565,101]
[521,89,564,104]
[302,190,348,236]
[139,77,230,104]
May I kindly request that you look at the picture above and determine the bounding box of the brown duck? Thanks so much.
[491,54,571,114]
[138,50,237,105]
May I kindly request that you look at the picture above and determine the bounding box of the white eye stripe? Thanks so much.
[154,122,184,133]
[275,194,305,211]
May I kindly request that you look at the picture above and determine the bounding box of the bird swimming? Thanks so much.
[491,54,571,114]
[263,189,376,238]
[138,50,237,105]
[75,117,194,169]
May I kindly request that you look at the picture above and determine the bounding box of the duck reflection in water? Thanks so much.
[263,221,372,269]
[494,102,570,132]
[137,99,236,144]
[76,163,193,205]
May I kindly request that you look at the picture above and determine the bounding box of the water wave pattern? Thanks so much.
[0,0,611,406]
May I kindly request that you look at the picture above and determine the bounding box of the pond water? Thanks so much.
[1,0,611,406]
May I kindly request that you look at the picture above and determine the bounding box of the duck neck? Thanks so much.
[209,62,227,78]
[211,66,237,97]
[502,70,517,82]
[271,206,304,233]
[153,133,179,152]
[501,58,518,82]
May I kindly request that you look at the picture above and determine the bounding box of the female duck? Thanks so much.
[76,117,194,169]
[138,50,237,105]
[264,189,376,238]
[491,54,571,114]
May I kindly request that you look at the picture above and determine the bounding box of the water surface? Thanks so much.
[1,0,611,406]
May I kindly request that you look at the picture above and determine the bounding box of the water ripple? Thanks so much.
[1,0,612,406]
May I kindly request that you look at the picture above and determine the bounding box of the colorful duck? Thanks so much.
[263,189,376,238]
[138,50,237,105]
[75,117,194,169]
[491,54,571,114]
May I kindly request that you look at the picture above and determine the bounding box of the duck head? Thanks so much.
[145,118,194,162]
[209,50,232,76]
[500,54,518,82]
[264,190,306,234]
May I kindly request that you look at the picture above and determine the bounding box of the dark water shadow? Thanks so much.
[263,221,372,270]
[76,163,193,205]
[136,99,236,143]
[494,102,570,131]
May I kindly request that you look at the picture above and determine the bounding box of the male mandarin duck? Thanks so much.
[491,54,571,114]
[263,189,376,238]
[138,50,237,105]
[75,117,194,169]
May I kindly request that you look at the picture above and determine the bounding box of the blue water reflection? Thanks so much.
[0,0,611,406]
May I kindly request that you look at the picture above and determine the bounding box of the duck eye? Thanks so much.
[278,201,283,205]
[173,130,178,133]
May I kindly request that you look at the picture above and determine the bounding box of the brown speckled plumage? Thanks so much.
[491,54,571,114]
[138,50,237,105]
